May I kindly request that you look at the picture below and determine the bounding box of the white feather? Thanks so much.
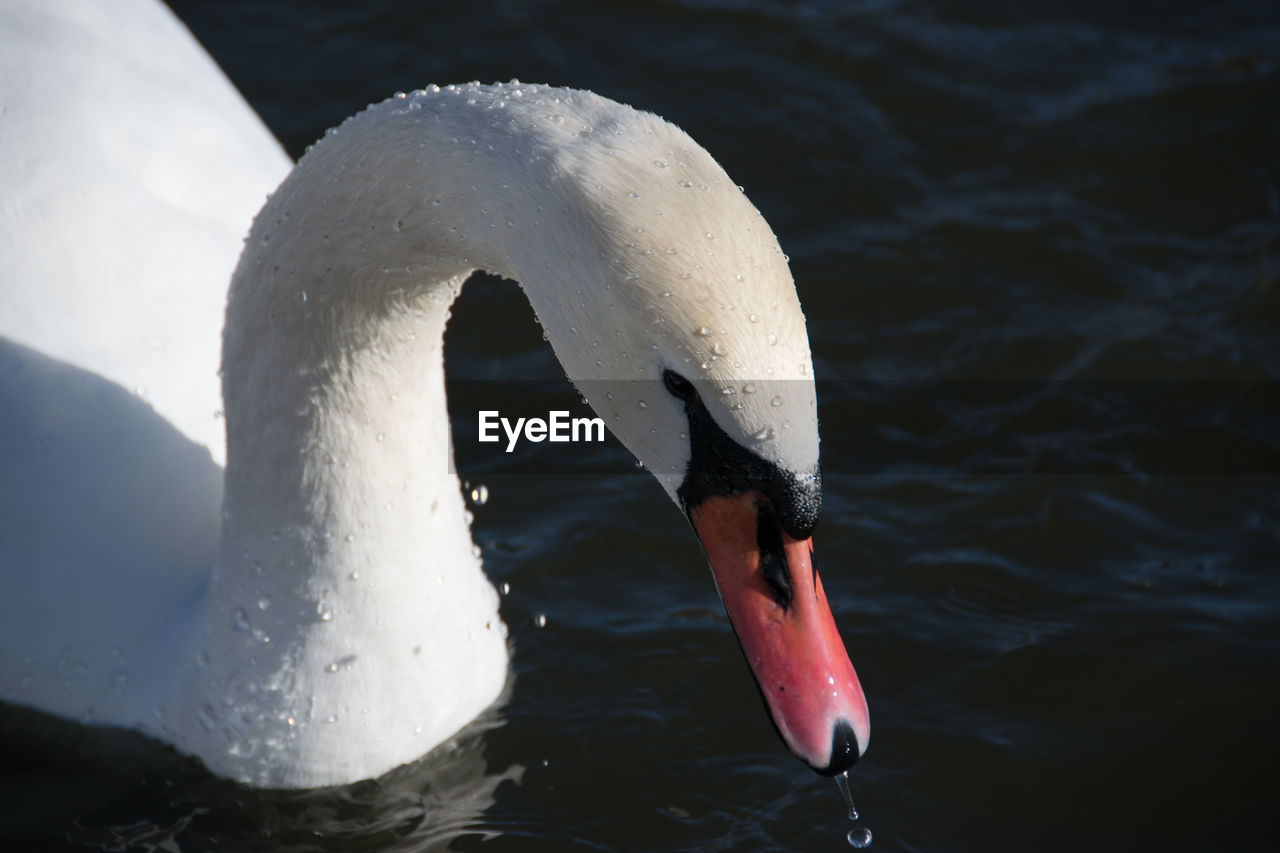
[0,1,818,787]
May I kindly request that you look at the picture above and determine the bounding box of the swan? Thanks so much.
[0,0,869,788]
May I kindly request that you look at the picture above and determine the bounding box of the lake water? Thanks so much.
[3,1,1278,851]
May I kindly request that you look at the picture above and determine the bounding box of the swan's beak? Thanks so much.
[690,491,869,775]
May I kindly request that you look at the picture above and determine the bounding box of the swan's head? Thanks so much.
[496,86,870,774]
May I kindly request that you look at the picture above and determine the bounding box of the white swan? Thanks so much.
[0,0,869,788]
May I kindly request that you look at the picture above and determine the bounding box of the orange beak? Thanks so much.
[690,490,869,773]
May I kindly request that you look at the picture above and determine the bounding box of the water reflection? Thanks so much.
[7,697,519,853]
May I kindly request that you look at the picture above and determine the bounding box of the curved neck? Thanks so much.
[198,89,575,783]
[218,91,550,584]
[216,83,682,584]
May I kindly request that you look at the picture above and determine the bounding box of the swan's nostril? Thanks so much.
[816,718,861,776]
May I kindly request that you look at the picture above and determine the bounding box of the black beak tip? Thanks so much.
[813,718,861,776]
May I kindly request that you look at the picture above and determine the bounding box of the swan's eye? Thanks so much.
[663,369,697,402]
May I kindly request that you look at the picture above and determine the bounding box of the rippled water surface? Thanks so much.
[3,1,1279,851]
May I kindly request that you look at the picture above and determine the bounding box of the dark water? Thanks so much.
[4,1,1279,850]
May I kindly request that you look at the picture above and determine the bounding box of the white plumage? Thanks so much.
[0,0,822,787]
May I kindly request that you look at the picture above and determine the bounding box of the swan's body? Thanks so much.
[0,0,291,461]
[1,0,868,788]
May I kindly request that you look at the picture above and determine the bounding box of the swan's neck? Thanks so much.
[198,91,555,786]
[218,133,498,619]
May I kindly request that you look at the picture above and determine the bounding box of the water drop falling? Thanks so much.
[834,772,871,847]
[835,772,856,816]
[847,828,873,848]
